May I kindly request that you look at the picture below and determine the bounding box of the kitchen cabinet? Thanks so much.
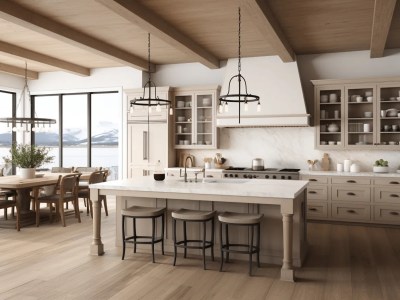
[301,172,400,225]
[125,87,174,179]
[312,77,400,150]
[172,85,220,149]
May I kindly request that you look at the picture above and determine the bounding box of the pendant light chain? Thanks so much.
[238,7,241,76]
[148,33,151,82]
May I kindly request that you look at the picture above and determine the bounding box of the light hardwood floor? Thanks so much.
[1,199,400,300]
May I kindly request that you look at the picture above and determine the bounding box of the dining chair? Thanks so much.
[51,167,73,173]
[77,170,108,218]
[75,167,101,172]
[35,173,81,227]
[0,190,20,231]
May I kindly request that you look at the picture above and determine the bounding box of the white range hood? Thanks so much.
[217,56,310,127]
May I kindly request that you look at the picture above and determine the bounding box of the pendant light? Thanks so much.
[218,7,260,123]
[0,63,56,132]
[129,33,173,115]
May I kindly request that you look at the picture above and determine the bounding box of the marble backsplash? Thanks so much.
[178,127,400,172]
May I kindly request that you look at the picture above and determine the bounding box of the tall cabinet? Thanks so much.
[125,87,174,179]
[313,77,400,150]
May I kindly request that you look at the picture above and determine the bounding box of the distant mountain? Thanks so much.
[35,129,118,146]
[0,133,12,146]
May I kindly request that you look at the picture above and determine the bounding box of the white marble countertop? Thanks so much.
[91,177,308,200]
[300,170,400,177]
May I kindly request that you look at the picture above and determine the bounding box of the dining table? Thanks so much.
[0,172,92,230]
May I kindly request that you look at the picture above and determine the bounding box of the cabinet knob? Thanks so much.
[346,180,356,183]
[308,191,317,194]
[389,211,399,216]
[309,179,317,182]
[309,208,318,211]
[347,209,356,214]
[390,194,399,198]
[347,192,356,196]
[389,181,400,185]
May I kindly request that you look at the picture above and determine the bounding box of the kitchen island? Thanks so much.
[89,177,308,281]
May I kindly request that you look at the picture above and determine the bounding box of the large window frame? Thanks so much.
[0,89,17,174]
[31,91,119,167]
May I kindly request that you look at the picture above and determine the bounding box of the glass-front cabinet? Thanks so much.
[313,78,400,150]
[173,86,219,149]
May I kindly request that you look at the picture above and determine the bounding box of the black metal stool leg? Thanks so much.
[133,217,137,253]
[219,221,224,272]
[211,217,215,261]
[249,224,254,276]
[173,218,177,266]
[183,220,187,258]
[151,217,156,263]
[225,223,230,263]
[161,213,165,255]
[202,220,206,270]
[122,215,126,260]
[257,223,261,268]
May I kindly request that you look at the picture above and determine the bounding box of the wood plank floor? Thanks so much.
[1,199,400,300]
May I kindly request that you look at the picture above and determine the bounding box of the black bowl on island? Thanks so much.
[154,173,165,181]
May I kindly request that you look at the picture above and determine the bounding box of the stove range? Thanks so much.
[223,167,300,180]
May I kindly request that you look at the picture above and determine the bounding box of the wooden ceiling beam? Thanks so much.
[0,0,149,70]
[96,0,220,69]
[0,63,38,79]
[370,0,397,58]
[240,0,296,62]
[0,41,90,76]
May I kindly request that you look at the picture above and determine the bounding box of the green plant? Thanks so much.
[3,144,54,168]
[374,159,388,167]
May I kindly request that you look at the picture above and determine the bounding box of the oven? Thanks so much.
[222,167,300,180]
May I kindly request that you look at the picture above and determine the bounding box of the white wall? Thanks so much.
[0,72,24,90]
[153,52,400,171]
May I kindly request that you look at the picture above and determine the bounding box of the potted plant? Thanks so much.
[373,159,389,173]
[2,144,54,179]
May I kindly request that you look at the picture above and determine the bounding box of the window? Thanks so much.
[32,91,119,178]
[0,90,16,175]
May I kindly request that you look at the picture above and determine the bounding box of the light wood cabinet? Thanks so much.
[172,85,220,149]
[301,173,400,225]
[312,77,400,150]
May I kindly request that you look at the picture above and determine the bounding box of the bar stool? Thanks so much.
[172,209,216,270]
[218,211,263,276]
[121,205,166,263]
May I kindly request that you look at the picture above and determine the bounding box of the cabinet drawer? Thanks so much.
[307,186,328,201]
[332,186,371,202]
[331,203,371,221]
[301,175,328,184]
[332,177,371,185]
[374,187,400,204]
[307,202,328,219]
[374,178,400,186]
[373,205,400,224]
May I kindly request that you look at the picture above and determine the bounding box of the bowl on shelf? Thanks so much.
[386,108,398,117]
[202,98,212,106]
[390,97,396,101]
[177,116,186,122]
[205,140,211,145]
[364,112,373,118]
[366,96,373,102]
[328,141,336,145]
[177,101,185,108]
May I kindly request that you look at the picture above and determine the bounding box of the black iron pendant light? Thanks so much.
[129,33,172,115]
[0,63,56,132]
[218,7,260,123]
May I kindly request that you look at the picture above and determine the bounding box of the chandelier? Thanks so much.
[0,63,56,132]
[129,33,172,115]
[218,7,260,123]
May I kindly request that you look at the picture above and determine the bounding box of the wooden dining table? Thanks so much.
[0,172,92,230]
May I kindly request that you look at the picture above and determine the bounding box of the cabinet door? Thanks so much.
[127,123,149,166]
[345,84,377,148]
[174,92,193,147]
[194,91,216,148]
[377,82,400,149]
[315,85,345,149]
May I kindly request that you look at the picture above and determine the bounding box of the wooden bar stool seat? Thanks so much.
[121,205,165,263]
[218,211,263,276]
[172,208,216,270]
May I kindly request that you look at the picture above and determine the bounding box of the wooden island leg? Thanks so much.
[281,213,295,282]
[90,188,104,255]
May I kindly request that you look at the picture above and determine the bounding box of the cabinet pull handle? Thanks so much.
[347,209,356,214]
[308,191,317,194]
[143,131,148,160]
[389,181,399,185]
[346,180,356,183]
[309,208,318,211]
[347,192,356,196]
[389,211,399,216]
[390,194,399,198]
[309,179,317,182]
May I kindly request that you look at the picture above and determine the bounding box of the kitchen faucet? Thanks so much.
[184,156,194,182]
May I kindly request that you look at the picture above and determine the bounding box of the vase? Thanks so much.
[19,168,35,179]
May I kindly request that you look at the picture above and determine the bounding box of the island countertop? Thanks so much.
[90,177,309,202]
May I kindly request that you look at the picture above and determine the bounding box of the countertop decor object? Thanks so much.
[321,153,330,171]
[218,7,260,124]
[373,159,389,173]
[307,159,318,171]
[129,34,173,116]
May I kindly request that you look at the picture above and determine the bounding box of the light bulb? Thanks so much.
[257,101,261,112]
[224,102,229,113]
[156,103,161,112]
[32,127,36,132]
[244,102,249,112]
[129,106,134,114]
[219,103,223,113]
[169,107,173,115]
[12,127,17,132]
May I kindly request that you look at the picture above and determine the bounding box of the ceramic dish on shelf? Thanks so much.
[177,116,185,122]
[386,108,398,117]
